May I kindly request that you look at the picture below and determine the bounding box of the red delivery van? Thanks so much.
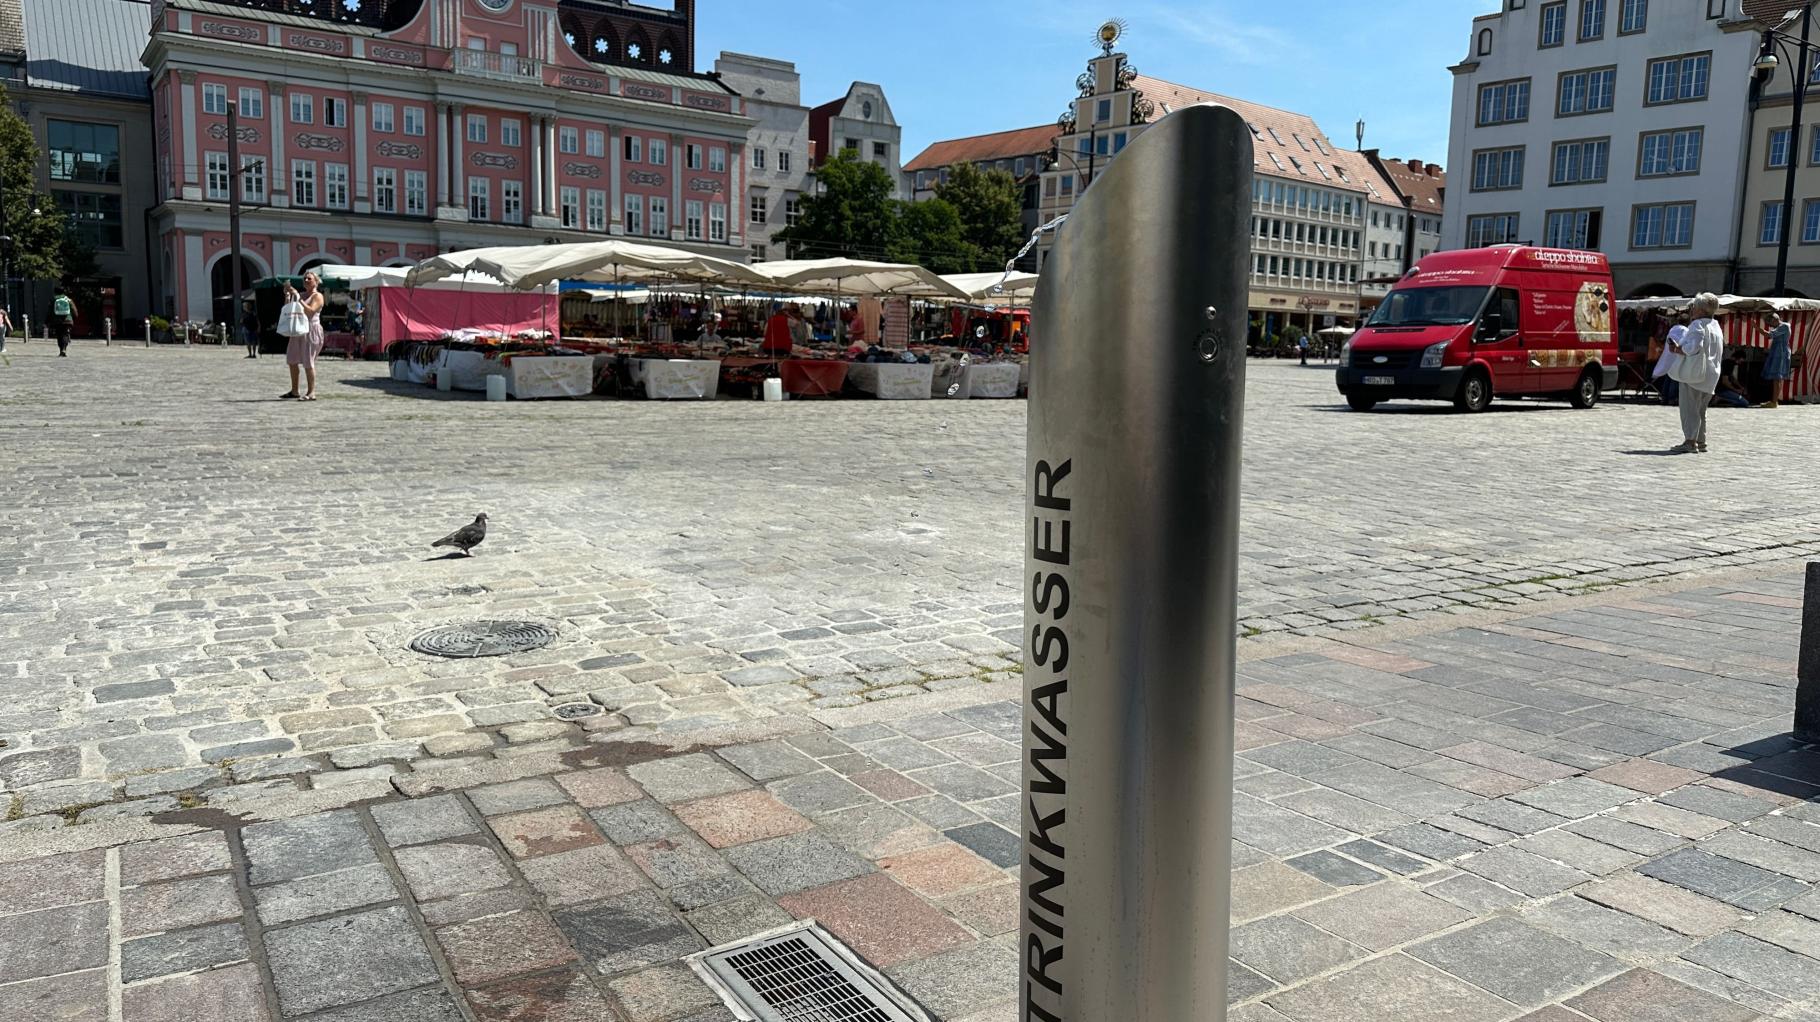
[1336,245,1617,413]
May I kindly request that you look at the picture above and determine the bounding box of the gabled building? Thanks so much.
[145,0,754,321]
[904,124,1053,270]
[808,82,904,199]
[713,51,809,263]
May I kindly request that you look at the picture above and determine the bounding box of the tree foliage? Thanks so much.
[0,86,68,284]
[777,152,1028,276]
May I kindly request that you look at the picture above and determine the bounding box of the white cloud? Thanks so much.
[1139,4,1292,66]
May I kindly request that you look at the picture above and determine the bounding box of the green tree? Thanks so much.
[934,162,1025,273]
[775,151,901,261]
[889,198,978,275]
[0,86,68,285]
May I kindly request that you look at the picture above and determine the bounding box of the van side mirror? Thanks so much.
[1477,313,1503,341]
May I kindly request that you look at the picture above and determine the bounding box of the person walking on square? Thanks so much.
[280,272,326,400]
[1762,311,1794,408]
[1669,293,1724,454]
[50,288,74,356]
[241,301,260,359]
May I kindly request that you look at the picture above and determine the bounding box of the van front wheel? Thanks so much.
[1347,393,1378,412]
[1454,370,1492,413]
[1570,369,1601,409]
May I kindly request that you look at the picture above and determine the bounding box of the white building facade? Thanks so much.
[713,52,810,262]
[1442,0,1760,297]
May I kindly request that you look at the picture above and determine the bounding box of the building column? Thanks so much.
[530,115,544,217]
[451,103,466,209]
[670,133,685,242]
[435,101,451,208]
[352,91,370,213]
[544,117,557,218]
[178,71,200,199]
[268,80,288,208]
[728,140,743,249]
[608,125,622,233]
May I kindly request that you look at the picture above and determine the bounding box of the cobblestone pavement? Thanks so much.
[2,342,1819,811]
[1,567,1815,1020]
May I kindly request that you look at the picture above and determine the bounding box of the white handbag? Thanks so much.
[277,301,309,338]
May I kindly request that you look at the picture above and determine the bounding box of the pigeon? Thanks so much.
[432,513,488,557]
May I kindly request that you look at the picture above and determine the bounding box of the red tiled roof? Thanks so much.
[1368,152,1447,213]
[905,124,1057,173]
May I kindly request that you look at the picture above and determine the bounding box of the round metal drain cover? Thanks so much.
[411,620,556,659]
[553,703,603,720]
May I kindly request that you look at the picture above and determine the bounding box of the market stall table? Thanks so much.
[846,361,934,400]
[629,358,721,400]
[503,354,594,399]
[958,362,1022,399]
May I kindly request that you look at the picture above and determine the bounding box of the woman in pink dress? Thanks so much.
[281,272,326,401]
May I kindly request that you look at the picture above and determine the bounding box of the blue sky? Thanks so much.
[695,0,1502,166]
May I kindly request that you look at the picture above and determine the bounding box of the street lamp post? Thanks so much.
[1756,6,1816,296]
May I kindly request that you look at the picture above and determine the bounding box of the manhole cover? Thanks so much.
[553,703,603,720]
[692,922,928,1022]
[411,621,556,659]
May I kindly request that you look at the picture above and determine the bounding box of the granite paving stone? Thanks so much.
[1563,818,1687,857]
[944,821,1020,868]
[723,832,874,895]
[393,842,515,902]
[1228,962,1278,1005]
[120,874,243,937]
[683,894,796,946]
[0,902,107,984]
[1265,954,1513,1022]
[1564,968,1759,1022]
[817,802,941,860]
[1579,873,1746,936]
[589,800,690,845]
[554,766,647,808]
[518,844,650,907]
[370,795,481,847]
[264,907,440,1016]
[467,778,571,815]
[254,862,401,927]
[1736,909,1820,957]
[434,909,581,986]
[1681,931,1820,1002]
[1458,846,1593,898]
[1292,881,1473,951]
[555,889,704,976]
[118,962,270,1022]
[884,940,1019,1020]
[489,805,606,859]
[940,881,1020,937]
[625,834,735,888]
[1424,872,1526,913]
[672,789,814,849]
[0,850,105,915]
[768,771,876,816]
[1232,861,1337,924]
[242,810,377,885]
[1410,917,1622,1007]
[120,921,251,984]
[287,987,467,1022]
[1336,839,1428,875]
[1508,777,1640,819]
[778,873,974,967]
[1636,847,1811,910]
[625,753,750,804]
[1657,786,1780,825]
[1519,895,1694,962]
[0,970,107,1022]
[605,963,721,1022]
[1284,849,1384,887]
[1513,830,1646,876]
[879,842,1005,898]
[466,969,619,1022]
[1230,915,1369,984]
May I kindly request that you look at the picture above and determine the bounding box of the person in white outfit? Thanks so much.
[1668,293,1724,454]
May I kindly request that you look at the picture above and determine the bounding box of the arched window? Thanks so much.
[1477,28,1494,56]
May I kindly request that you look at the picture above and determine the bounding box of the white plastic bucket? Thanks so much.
[486,375,507,402]
[762,377,784,402]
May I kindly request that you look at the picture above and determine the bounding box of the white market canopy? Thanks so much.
[318,264,514,292]
[1617,294,1820,314]
[752,258,973,300]
[941,272,1040,303]
[408,240,768,290]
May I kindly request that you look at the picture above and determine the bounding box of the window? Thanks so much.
[685,199,704,240]
[587,189,606,232]
[1478,28,1494,57]
[785,198,800,227]
[1097,135,1112,157]
[1540,2,1567,46]
[751,244,768,262]
[372,102,394,133]
[503,180,522,223]
[1014,157,1029,176]
[290,93,313,125]
[1638,127,1702,176]
[559,127,578,154]
[1558,67,1616,116]
[1620,0,1646,33]
[1761,201,1785,246]
[1477,79,1531,125]
[46,120,120,184]
[1466,213,1520,247]
[1551,138,1609,184]
[651,139,668,166]
[404,170,427,215]
[1096,98,1112,123]
[1579,0,1605,40]
[709,147,727,172]
[751,195,767,224]
[241,155,266,203]
[1769,127,1794,169]
[561,186,579,228]
[873,141,888,161]
[709,202,727,242]
[374,169,397,214]
[292,160,316,206]
[1544,208,1602,248]
[205,152,230,200]
[467,115,487,144]
[202,83,228,115]
[625,135,643,163]
[404,107,426,136]
[1811,125,1820,166]
[753,147,767,170]
[325,163,348,209]
[239,88,264,119]
[650,197,668,236]
[468,177,489,221]
[844,137,860,154]
[501,120,521,147]
[1632,201,1694,248]
[1471,147,1525,190]
[687,144,703,170]
[625,194,644,235]
[586,130,605,158]
[1804,199,1820,244]
[54,190,122,249]
[324,97,347,129]
[777,150,790,173]
[1646,53,1711,105]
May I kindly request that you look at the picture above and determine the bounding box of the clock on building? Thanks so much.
[477,0,511,12]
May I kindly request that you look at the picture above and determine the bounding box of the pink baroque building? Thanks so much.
[145,0,751,322]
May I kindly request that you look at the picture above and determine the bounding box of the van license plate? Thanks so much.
[1363,375,1395,386]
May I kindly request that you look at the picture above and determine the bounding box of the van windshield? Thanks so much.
[1366,286,1490,328]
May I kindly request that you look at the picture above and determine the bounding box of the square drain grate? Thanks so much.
[691,923,929,1022]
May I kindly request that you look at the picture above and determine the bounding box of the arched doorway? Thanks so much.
[1625,282,1685,299]
[210,254,264,327]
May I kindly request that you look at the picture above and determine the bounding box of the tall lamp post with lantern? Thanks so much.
[1754,6,1816,296]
